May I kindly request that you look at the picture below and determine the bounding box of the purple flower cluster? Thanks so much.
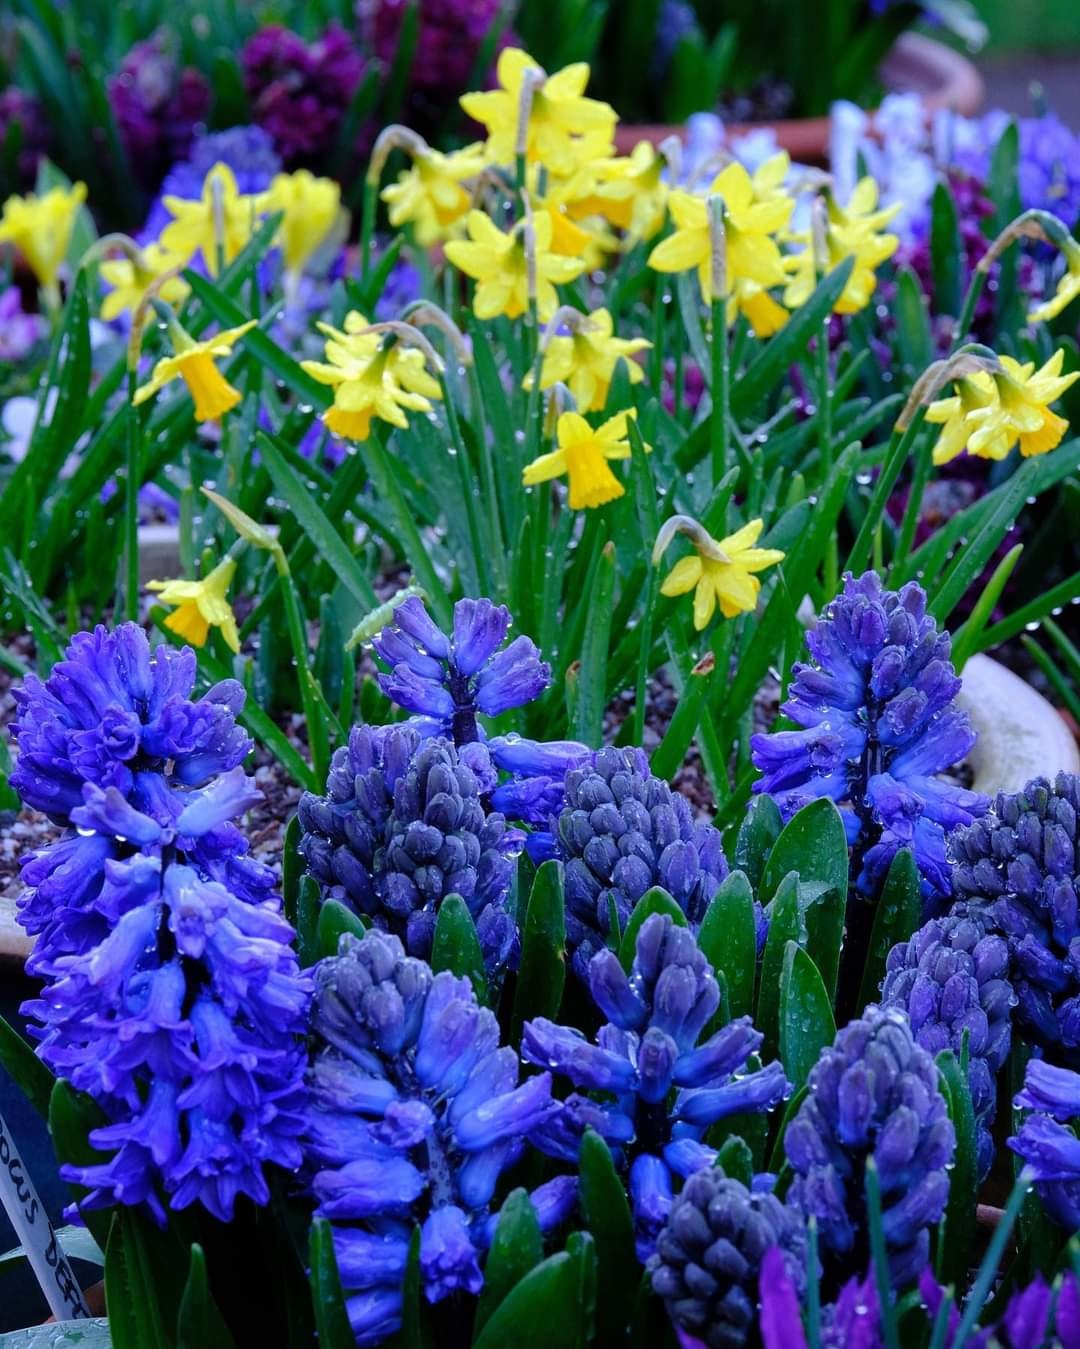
[108,30,211,190]
[784,1005,955,1289]
[306,929,574,1345]
[10,624,311,1222]
[0,285,46,362]
[525,914,790,1259]
[373,596,551,746]
[298,723,523,974]
[241,23,366,167]
[751,571,987,900]
[0,87,48,188]
[1009,1058,1080,1233]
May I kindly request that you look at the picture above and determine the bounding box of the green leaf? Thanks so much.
[757,872,804,1060]
[779,943,837,1092]
[473,1190,543,1336]
[316,899,369,961]
[473,1245,593,1349]
[716,1136,753,1188]
[103,1210,172,1349]
[281,814,303,928]
[698,872,757,1021]
[0,1014,55,1119]
[379,0,419,124]
[857,848,922,1011]
[650,651,715,781]
[934,1050,977,1291]
[296,876,322,968]
[733,795,783,892]
[894,265,933,374]
[0,1225,103,1273]
[0,1323,113,1348]
[309,1217,355,1349]
[950,543,1024,671]
[574,541,616,746]
[731,257,855,416]
[578,1130,637,1344]
[760,798,848,1002]
[930,181,962,316]
[177,1244,236,1349]
[256,431,377,609]
[618,888,688,972]
[430,895,489,1004]
[767,1082,809,1173]
[48,1081,113,1250]
[511,860,567,1045]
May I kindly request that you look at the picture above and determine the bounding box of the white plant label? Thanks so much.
[0,1108,91,1320]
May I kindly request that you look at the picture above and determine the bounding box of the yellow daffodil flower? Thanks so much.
[147,557,241,652]
[648,157,793,307]
[925,374,998,465]
[968,352,1079,460]
[444,209,585,321]
[460,47,616,176]
[522,408,644,509]
[260,170,341,275]
[301,311,443,442]
[784,180,899,315]
[529,307,650,411]
[0,182,87,299]
[381,143,486,247]
[566,141,670,243]
[132,319,256,422]
[99,242,190,321]
[160,163,260,275]
[654,516,784,629]
[1028,237,1080,324]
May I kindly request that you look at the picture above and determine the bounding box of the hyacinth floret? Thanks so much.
[298,722,522,973]
[372,595,550,745]
[551,746,732,978]
[950,772,1080,1060]
[524,914,790,1259]
[10,624,310,1221]
[751,570,987,899]
[880,906,1013,1179]
[647,1165,806,1349]
[306,929,573,1345]
[784,1004,955,1289]
[1008,1057,1080,1232]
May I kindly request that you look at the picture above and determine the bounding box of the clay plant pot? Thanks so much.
[613,32,985,164]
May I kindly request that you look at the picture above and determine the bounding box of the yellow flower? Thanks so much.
[259,170,341,274]
[647,157,793,305]
[147,557,241,652]
[444,209,585,320]
[966,352,1079,460]
[655,517,784,629]
[160,163,261,275]
[132,320,256,422]
[0,182,87,294]
[783,180,899,315]
[567,141,670,243]
[1028,238,1080,324]
[522,409,645,509]
[300,311,443,442]
[529,308,650,411]
[99,243,190,321]
[925,374,998,465]
[460,47,616,176]
[381,143,486,247]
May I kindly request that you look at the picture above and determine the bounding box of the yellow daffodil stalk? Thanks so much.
[147,556,241,652]
[381,143,487,246]
[783,180,900,315]
[528,307,650,411]
[100,242,190,321]
[647,157,793,319]
[653,515,784,629]
[0,182,87,306]
[160,163,260,275]
[301,311,443,442]
[1028,236,1080,324]
[460,47,616,176]
[522,408,645,509]
[132,318,256,422]
[259,170,341,276]
[444,208,585,321]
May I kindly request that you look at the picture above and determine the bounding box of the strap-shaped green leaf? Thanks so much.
[431,895,489,1004]
[473,1190,543,1336]
[511,860,567,1046]
[779,942,836,1092]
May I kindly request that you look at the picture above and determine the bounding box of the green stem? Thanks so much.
[710,296,730,489]
[952,269,987,349]
[892,426,933,577]
[440,369,491,595]
[816,329,837,591]
[466,362,507,590]
[360,178,378,281]
[865,1161,901,1349]
[274,550,327,787]
[844,412,926,576]
[125,367,141,619]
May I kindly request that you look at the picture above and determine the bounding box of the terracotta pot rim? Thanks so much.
[612,31,985,162]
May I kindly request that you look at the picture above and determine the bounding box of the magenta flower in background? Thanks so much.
[108,30,211,190]
[241,22,366,167]
[0,87,48,188]
[0,285,46,362]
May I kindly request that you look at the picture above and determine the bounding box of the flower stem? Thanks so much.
[273,548,328,787]
[360,178,377,281]
[815,330,838,592]
[124,366,140,621]
[952,269,987,348]
[710,296,730,489]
